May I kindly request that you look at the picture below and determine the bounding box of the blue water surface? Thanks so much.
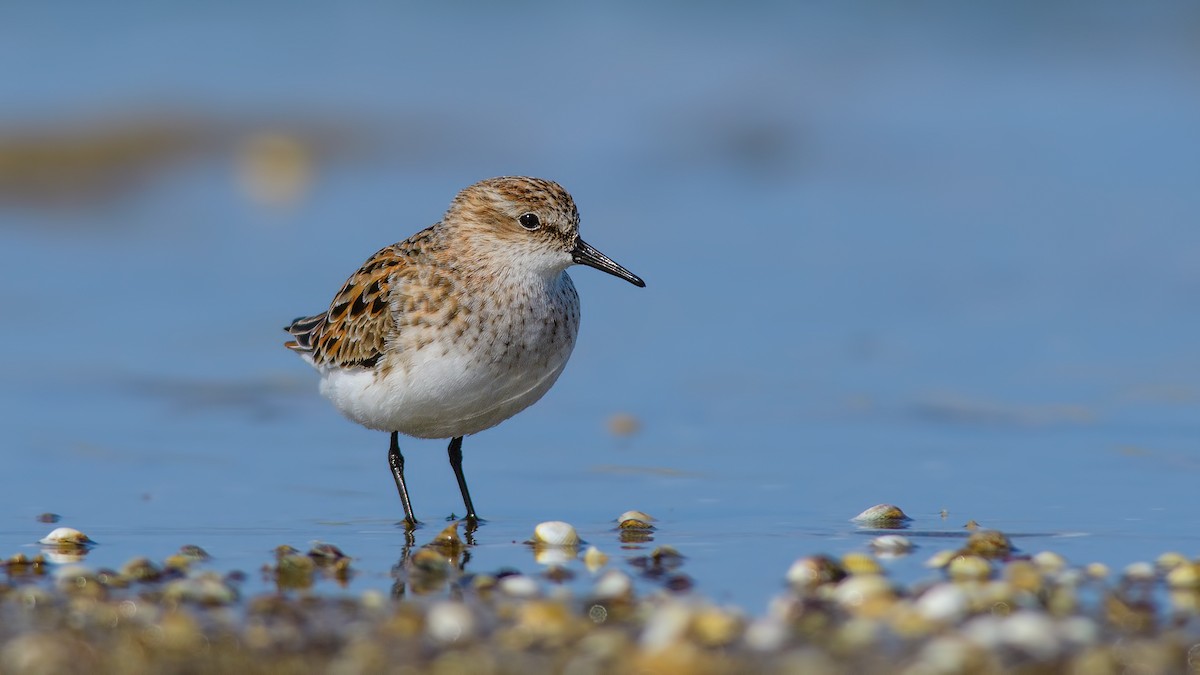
[1,2,1198,613]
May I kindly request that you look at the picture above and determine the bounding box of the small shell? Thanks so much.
[998,611,1061,660]
[925,550,958,569]
[584,546,609,572]
[947,555,992,582]
[177,545,211,561]
[592,569,634,600]
[273,545,300,559]
[529,521,580,547]
[274,553,316,589]
[832,575,896,615]
[618,518,655,531]
[121,557,163,583]
[650,546,685,566]
[786,555,846,589]
[1004,560,1043,593]
[607,413,642,437]
[639,601,692,653]
[617,510,655,523]
[915,583,970,623]
[961,530,1012,559]
[852,504,910,525]
[1084,562,1109,580]
[497,574,540,598]
[743,616,790,652]
[425,522,465,554]
[689,606,744,647]
[1165,562,1200,589]
[163,555,195,572]
[54,567,106,599]
[1169,588,1200,614]
[307,542,349,564]
[426,601,476,644]
[1059,616,1100,647]
[1031,551,1066,573]
[38,527,93,548]
[841,552,883,576]
[1122,561,1156,582]
[1156,551,1189,571]
[163,572,238,605]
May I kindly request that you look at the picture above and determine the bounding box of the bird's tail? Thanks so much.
[283,313,326,353]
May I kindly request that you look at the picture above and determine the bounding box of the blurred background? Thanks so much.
[1,2,1198,606]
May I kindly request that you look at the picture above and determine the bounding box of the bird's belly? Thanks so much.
[318,334,575,439]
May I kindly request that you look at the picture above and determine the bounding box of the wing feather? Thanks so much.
[284,245,405,369]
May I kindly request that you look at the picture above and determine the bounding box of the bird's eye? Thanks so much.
[518,213,541,230]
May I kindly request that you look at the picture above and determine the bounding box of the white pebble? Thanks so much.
[1059,616,1099,647]
[1123,561,1156,582]
[831,575,892,609]
[592,570,633,600]
[999,611,1061,660]
[639,601,692,653]
[916,584,970,624]
[913,636,976,673]
[426,601,475,644]
[743,617,789,652]
[497,574,540,598]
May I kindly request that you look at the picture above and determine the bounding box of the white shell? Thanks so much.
[639,600,692,653]
[1166,563,1200,589]
[531,521,580,547]
[617,510,654,523]
[743,617,789,652]
[998,611,1062,660]
[1122,561,1155,582]
[592,570,633,600]
[584,545,609,572]
[1031,551,1067,572]
[947,555,992,581]
[831,575,893,609]
[915,584,969,623]
[851,504,909,523]
[426,601,475,644]
[497,574,540,598]
[38,527,93,547]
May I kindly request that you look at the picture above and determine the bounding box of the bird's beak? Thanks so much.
[572,238,646,287]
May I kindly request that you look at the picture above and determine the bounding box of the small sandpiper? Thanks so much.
[285,176,644,527]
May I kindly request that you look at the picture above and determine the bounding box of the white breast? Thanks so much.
[317,272,581,439]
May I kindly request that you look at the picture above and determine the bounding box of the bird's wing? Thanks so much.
[284,244,407,369]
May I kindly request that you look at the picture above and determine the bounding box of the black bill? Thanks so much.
[572,238,646,287]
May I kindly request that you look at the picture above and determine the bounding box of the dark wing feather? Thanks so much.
[284,245,405,369]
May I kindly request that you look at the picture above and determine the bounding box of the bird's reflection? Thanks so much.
[391,519,476,599]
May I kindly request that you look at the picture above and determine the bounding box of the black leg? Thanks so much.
[388,432,418,528]
[447,436,478,521]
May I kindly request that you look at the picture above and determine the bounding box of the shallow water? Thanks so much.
[2,2,1199,614]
